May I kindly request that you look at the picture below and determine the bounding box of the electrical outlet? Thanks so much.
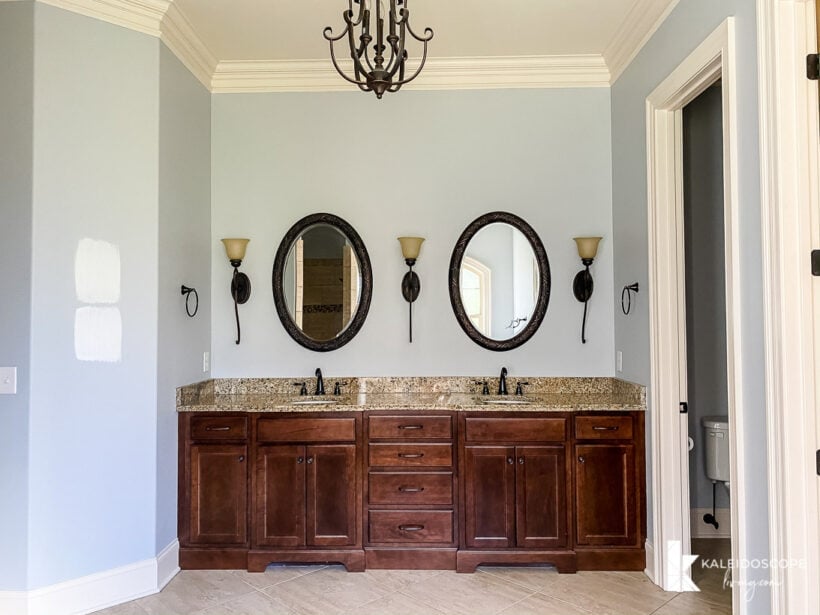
[203,351,210,373]
[0,367,17,394]
[616,351,623,373]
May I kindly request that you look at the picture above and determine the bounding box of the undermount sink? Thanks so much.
[290,399,338,406]
[477,397,533,405]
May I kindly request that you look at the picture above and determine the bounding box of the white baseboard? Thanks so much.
[690,508,732,539]
[0,540,179,615]
[644,540,656,583]
[0,590,29,615]
[156,539,180,590]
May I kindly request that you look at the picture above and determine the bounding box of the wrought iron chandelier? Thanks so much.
[323,0,433,99]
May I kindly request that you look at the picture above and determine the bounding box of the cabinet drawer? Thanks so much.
[190,416,248,440]
[369,472,453,505]
[575,416,633,440]
[257,418,356,443]
[369,415,452,440]
[369,444,453,467]
[368,510,453,544]
[464,418,566,442]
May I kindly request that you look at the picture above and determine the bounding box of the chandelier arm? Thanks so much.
[391,38,430,85]
[385,18,406,76]
[327,40,369,86]
[404,23,434,43]
[344,0,366,28]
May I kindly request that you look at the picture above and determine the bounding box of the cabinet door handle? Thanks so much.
[398,453,424,459]
[398,425,424,430]
[592,425,619,431]
[578,456,585,463]
[398,486,425,493]
[518,457,525,465]
[398,524,425,532]
[238,455,245,462]
[507,457,514,464]
[297,457,304,464]
[306,457,314,464]
[205,426,231,431]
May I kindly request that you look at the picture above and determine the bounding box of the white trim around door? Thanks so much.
[756,0,820,613]
[645,18,746,611]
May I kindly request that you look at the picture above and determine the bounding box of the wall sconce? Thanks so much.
[398,237,425,343]
[221,238,251,345]
[572,236,602,344]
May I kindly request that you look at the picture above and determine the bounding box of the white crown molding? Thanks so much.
[211,55,610,94]
[38,0,170,36]
[604,0,680,84]
[160,2,217,89]
[0,540,179,615]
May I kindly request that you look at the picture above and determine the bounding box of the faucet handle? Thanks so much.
[293,382,308,396]
[333,381,348,396]
[514,381,530,396]
[474,380,490,395]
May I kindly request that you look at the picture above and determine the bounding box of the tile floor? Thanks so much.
[95,541,732,615]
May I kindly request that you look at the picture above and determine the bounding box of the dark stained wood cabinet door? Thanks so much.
[463,445,515,548]
[189,444,248,545]
[515,445,567,549]
[575,443,638,546]
[306,444,357,547]
[255,445,306,548]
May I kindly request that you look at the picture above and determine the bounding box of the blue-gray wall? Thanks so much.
[611,1,768,611]
[0,0,34,592]
[157,43,212,552]
[28,4,160,587]
[683,85,731,511]
[211,89,615,378]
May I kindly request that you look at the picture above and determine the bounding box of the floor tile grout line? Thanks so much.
[489,588,540,615]
[648,590,683,615]
[532,589,597,614]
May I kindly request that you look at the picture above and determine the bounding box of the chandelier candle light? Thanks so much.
[323,0,433,99]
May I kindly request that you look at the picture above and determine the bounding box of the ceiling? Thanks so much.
[175,0,645,62]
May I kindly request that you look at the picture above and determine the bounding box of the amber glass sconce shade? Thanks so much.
[221,238,251,344]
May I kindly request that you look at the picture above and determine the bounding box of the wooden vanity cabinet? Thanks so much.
[179,414,250,569]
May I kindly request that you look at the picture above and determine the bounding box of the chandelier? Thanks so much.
[323,0,433,99]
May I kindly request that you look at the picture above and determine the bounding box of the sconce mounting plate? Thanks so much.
[573,269,594,302]
[231,272,251,304]
[402,271,421,303]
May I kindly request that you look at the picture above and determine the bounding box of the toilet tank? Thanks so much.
[702,416,730,482]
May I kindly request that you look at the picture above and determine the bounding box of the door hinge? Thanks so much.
[680,402,688,414]
[816,450,820,476]
[812,250,820,276]
[808,54,820,80]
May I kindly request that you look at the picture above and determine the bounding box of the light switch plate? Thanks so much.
[202,351,210,373]
[616,351,623,373]
[0,367,17,394]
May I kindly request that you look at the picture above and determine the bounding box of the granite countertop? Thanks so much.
[177,377,646,413]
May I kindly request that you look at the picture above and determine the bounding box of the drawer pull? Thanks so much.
[398,524,425,532]
[592,425,619,431]
[205,426,231,432]
[398,424,424,430]
[398,486,425,493]
[398,453,424,459]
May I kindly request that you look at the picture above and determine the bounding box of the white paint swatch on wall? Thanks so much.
[74,306,122,362]
[75,238,121,304]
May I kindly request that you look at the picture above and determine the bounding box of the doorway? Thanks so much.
[682,82,732,611]
[645,18,746,612]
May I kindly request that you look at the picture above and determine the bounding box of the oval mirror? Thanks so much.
[449,212,551,351]
[273,213,372,352]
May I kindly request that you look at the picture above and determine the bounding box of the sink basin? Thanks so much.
[290,399,338,406]
[477,397,533,405]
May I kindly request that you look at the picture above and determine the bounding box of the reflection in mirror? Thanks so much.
[283,225,361,341]
[459,223,539,341]
[449,211,550,352]
[273,214,372,352]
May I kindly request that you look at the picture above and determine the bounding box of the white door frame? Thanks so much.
[756,0,820,613]
[646,19,746,609]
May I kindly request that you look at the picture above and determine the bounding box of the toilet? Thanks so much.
[702,415,730,492]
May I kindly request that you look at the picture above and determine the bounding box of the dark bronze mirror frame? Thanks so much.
[448,211,551,352]
[272,213,373,352]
